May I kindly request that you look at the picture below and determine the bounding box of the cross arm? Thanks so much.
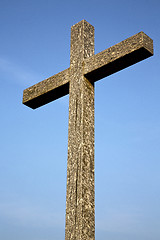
[23,68,70,109]
[84,32,153,82]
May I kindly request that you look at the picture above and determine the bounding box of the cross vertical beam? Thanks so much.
[65,20,95,240]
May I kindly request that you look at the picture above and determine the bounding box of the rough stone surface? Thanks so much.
[22,20,153,240]
[23,68,70,109]
[65,20,95,240]
[84,31,153,82]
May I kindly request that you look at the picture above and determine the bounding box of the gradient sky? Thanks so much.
[0,0,160,240]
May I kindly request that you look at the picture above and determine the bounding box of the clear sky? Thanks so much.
[0,0,160,239]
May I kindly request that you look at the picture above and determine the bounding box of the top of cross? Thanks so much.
[23,20,153,109]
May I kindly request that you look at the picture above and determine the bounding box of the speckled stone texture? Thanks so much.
[65,20,95,240]
[22,20,153,240]
[84,31,153,83]
[23,68,70,109]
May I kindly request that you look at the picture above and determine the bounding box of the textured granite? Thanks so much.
[84,31,153,82]
[23,68,70,109]
[22,20,153,240]
[65,20,95,240]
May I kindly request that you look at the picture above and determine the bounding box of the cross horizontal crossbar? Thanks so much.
[84,31,153,82]
[23,68,70,109]
[23,31,153,109]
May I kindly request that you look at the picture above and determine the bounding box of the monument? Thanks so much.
[23,20,153,240]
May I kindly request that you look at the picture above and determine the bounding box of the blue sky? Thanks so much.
[0,0,160,239]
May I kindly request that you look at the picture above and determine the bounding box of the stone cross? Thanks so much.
[23,20,153,240]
